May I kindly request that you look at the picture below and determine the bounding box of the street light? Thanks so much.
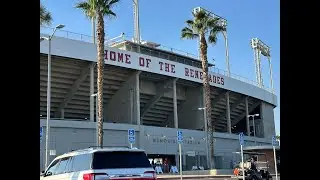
[40,24,65,169]
[91,93,98,146]
[198,107,210,169]
[247,114,259,138]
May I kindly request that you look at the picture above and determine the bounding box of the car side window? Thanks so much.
[70,153,91,172]
[64,156,74,173]
[55,157,71,175]
[45,159,60,176]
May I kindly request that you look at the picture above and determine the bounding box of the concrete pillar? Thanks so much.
[245,97,250,136]
[136,72,141,125]
[89,63,95,122]
[60,109,64,119]
[129,89,134,124]
[173,78,178,128]
[105,71,140,124]
[177,86,203,130]
[201,87,207,132]
[226,92,231,133]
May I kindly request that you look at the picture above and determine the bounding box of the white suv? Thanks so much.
[40,147,156,180]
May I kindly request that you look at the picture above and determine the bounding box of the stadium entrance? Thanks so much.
[147,154,176,173]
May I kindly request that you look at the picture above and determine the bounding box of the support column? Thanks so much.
[173,78,178,128]
[60,109,64,119]
[226,92,231,133]
[268,57,274,93]
[245,97,250,136]
[257,50,263,87]
[90,63,95,122]
[253,49,259,85]
[136,71,141,125]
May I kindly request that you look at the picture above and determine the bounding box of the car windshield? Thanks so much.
[92,151,152,169]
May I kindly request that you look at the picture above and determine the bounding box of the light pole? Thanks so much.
[91,93,98,146]
[198,107,210,169]
[248,114,259,139]
[40,24,65,169]
[220,20,230,77]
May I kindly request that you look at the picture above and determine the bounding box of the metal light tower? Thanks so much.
[250,38,274,92]
[133,0,140,44]
[193,7,230,77]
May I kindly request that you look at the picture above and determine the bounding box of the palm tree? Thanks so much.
[76,0,120,148]
[75,0,98,43]
[181,9,226,169]
[40,3,52,26]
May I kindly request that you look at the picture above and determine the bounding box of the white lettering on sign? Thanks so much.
[103,48,225,86]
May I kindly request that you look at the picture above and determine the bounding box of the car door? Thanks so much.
[69,153,92,180]
[53,156,73,180]
[42,159,60,180]
[43,157,72,180]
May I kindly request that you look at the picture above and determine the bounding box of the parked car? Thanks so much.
[40,146,156,180]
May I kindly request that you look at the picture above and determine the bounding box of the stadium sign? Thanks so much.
[104,49,225,86]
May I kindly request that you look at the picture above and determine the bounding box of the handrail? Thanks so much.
[40,26,275,94]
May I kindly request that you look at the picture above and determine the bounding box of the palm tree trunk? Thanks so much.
[199,34,214,169]
[96,12,105,148]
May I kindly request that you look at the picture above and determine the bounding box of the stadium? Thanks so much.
[40,6,277,173]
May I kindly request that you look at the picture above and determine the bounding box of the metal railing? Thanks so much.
[40,26,275,94]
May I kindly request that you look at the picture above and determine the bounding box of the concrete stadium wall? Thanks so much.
[140,80,186,100]
[40,120,272,171]
[40,34,277,106]
[178,87,204,130]
[260,102,276,140]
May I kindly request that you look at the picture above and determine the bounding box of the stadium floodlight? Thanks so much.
[250,38,273,92]
[192,7,230,77]
[40,37,49,42]
[56,24,65,29]
[40,24,65,169]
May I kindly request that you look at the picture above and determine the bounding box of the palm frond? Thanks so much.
[76,1,95,18]
[208,32,218,44]
[40,3,52,26]
[95,0,119,17]
[194,9,208,21]
[107,0,120,6]
[181,27,198,39]
[186,20,194,27]
[102,8,116,17]
[207,18,226,32]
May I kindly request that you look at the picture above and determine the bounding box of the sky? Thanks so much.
[42,0,280,135]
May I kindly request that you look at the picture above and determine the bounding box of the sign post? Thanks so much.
[272,135,278,180]
[40,127,43,143]
[239,132,245,180]
[177,130,183,180]
[128,129,135,148]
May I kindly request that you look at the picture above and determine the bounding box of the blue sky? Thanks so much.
[42,0,280,135]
